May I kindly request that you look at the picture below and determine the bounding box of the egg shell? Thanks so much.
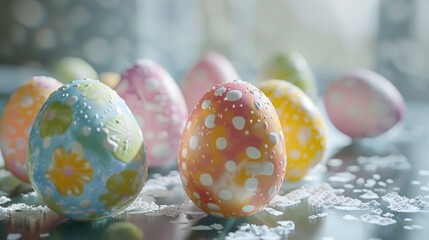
[28,79,148,220]
[116,59,188,168]
[260,51,318,102]
[0,77,62,183]
[52,57,98,84]
[257,80,327,181]
[324,69,405,138]
[181,52,239,110]
[178,80,286,218]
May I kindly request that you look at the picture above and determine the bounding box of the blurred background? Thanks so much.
[0,0,428,101]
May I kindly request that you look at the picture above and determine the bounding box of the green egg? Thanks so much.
[51,57,98,83]
[260,51,318,102]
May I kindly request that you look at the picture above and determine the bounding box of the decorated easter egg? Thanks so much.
[324,69,405,138]
[260,51,318,102]
[257,80,327,181]
[116,59,188,168]
[0,77,62,183]
[51,57,98,83]
[178,80,286,218]
[181,52,239,110]
[99,72,120,89]
[27,79,147,220]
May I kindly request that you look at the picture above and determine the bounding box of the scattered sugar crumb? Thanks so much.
[404,225,414,230]
[386,179,394,184]
[357,155,411,170]
[344,184,355,189]
[210,223,223,231]
[264,207,284,216]
[225,222,294,240]
[356,178,365,185]
[39,233,50,238]
[329,171,356,183]
[418,170,429,176]
[360,214,396,226]
[343,214,359,221]
[327,158,343,167]
[347,165,360,172]
[0,196,11,205]
[420,186,429,192]
[404,218,413,221]
[382,192,429,213]
[7,233,21,240]
[411,181,421,185]
[187,225,212,231]
[372,174,381,180]
[360,190,379,199]
[308,212,328,220]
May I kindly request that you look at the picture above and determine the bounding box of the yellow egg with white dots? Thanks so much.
[257,80,326,181]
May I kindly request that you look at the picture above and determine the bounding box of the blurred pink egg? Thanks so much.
[116,59,188,168]
[181,52,239,110]
[324,69,405,138]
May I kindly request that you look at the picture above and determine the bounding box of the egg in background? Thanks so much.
[257,80,327,181]
[99,72,120,89]
[28,79,147,220]
[181,52,239,110]
[178,80,286,218]
[260,51,318,102]
[51,57,98,84]
[0,76,62,183]
[116,59,188,169]
[324,69,405,139]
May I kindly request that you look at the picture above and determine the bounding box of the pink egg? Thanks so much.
[324,69,405,138]
[116,59,188,168]
[181,52,239,110]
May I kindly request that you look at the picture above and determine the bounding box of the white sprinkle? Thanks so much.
[204,114,216,128]
[214,86,226,96]
[246,147,261,159]
[225,90,242,101]
[189,136,198,150]
[216,137,227,150]
[232,116,245,130]
[219,189,233,200]
[200,174,213,186]
[181,162,187,171]
[290,150,300,160]
[418,170,429,176]
[242,205,255,213]
[202,100,211,109]
[186,121,191,129]
[225,161,236,172]
[210,223,224,230]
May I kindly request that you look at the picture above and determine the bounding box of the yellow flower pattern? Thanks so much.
[46,147,94,196]
[99,169,145,210]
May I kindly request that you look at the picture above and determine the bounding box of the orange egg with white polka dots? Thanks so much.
[0,77,62,183]
[257,80,327,181]
[178,80,286,218]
